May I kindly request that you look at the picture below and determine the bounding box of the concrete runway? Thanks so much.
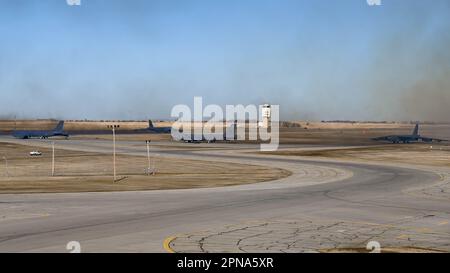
[0,138,449,252]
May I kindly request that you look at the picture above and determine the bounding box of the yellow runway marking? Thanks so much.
[416,228,433,233]
[0,213,50,222]
[438,221,448,226]
[163,236,177,253]
[396,234,409,240]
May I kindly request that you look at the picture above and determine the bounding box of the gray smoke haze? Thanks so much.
[361,2,450,122]
[0,1,449,122]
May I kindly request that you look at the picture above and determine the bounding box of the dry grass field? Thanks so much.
[279,122,450,145]
[0,120,161,131]
[0,142,290,194]
[71,133,173,142]
[2,120,449,145]
[264,144,450,168]
[262,122,450,166]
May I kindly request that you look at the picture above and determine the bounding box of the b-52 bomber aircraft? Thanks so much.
[134,120,172,134]
[13,121,69,139]
[372,123,447,144]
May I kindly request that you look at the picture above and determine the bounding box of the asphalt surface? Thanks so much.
[0,138,449,252]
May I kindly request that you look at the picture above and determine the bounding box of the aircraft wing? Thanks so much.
[420,137,448,143]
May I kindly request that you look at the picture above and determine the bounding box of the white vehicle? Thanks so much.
[29,151,42,156]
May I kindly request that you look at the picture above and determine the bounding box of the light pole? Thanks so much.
[3,156,9,177]
[51,141,55,177]
[107,124,120,182]
[146,140,151,176]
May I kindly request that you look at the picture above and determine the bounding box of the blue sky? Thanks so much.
[0,0,449,121]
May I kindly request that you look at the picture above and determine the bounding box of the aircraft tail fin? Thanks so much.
[148,120,154,128]
[412,123,419,136]
[54,121,65,132]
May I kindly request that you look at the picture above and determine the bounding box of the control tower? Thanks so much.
[260,104,271,128]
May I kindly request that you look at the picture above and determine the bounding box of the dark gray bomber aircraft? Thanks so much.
[134,120,172,134]
[372,123,447,144]
[178,123,238,143]
[13,121,69,139]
